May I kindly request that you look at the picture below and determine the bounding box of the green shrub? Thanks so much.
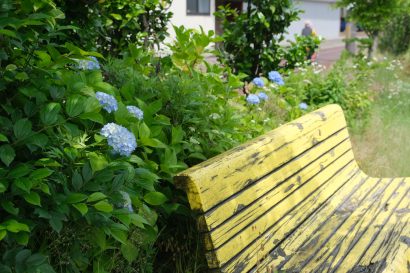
[0,1,179,272]
[215,0,300,77]
[282,35,322,69]
[380,10,410,55]
[55,0,173,55]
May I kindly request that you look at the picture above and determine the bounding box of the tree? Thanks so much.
[336,0,401,58]
[379,1,410,55]
[215,0,300,77]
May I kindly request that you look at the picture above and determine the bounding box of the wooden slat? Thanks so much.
[175,105,347,213]
[283,178,408,273]
[204,137,352,252]
[340,179,410,273]
[201,129,350,233]
[251,173,375,272]
[209,150,356,267]
[220,157,360,272]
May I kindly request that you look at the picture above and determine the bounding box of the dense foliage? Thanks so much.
[379,4,410,55]
[56,0,173,55]
[336,0,401,57]
[215,0,300,76]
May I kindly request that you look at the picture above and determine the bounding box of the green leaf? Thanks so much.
[13,118,32,139]
[72,203,88,216]
[27,133,49,148]
[8,164,31,178]
[15,72,29,81]
[23,192,41,206]
[143,192,167,206]
[49,217,62,233]
[110,13,122,20]
[26,253,47,267]
[2,201,19,215]
[87,192,107,203]
[128,155,145,165]
[66,95,86,117]
[34,264,56,273]
[110,228,127,244]
[139,122,151,139]
[15,178,32,193]
[140,138,168,148]
[79,112,104,124]
[14,232,29,245]
[121,241,139,262]
[0,144,15,166]
[35,208,51,219]
[72,171,83,190]
[0,181,6,193]
[0,230,6,241]
[135,168,159,191]
[130,214,149,228]
[35,158,61,167]
[94,201,113,212]
[35,50,51,67]
[89,153,108,173]
[0,133,8,142]
[15,249,31,272]
[40,103,61,125]
[39,183,50,195]
[82,163,93,182]
[29,168,53,180]
[5,64,17,71]
[3,219,29,233]
[0,29,18,38]
[66,193,88,204]
[171,126,184,144]
[92,228,106,250]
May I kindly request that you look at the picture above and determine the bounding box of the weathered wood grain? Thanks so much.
[251,174,375,272]
[201,130,350,233]
[176,105,347,213]
[175,104,410,273]
[298,178,407,273]
[221,161,361,272]
[208,150,356,266]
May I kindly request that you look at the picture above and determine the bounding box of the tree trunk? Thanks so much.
[368,34,379,59]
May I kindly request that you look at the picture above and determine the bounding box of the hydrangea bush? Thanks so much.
[0,2,179,272]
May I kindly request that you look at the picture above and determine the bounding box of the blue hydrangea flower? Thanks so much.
[299,102,308,110]
[246,94,260,105]
[268,71,285,85]
[257,92,268,101]
[252,77,264,87]
[120,191,133,212]
[77,56,100,70]
[101,123,137,156]
[126,106,144,120]
[96,92,118,113]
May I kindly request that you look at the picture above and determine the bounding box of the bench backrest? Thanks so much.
[175,104,358,273]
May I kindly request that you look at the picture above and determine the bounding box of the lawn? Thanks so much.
[352,60,410,177]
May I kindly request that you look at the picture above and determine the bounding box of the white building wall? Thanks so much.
[166,0,340,43]
[286,0,340,41]
[166,0,216,41]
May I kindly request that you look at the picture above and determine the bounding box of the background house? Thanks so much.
[167,0,341,41]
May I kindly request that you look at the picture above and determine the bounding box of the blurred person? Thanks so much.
[301,20,318,61]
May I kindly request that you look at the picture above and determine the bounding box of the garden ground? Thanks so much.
[352,72,410,177]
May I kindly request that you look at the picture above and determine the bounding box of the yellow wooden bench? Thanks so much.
[175,104,410,273]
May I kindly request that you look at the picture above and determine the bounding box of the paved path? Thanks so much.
[316,38,345,68]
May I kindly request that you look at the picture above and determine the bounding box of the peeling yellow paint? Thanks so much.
[175,104,410,273]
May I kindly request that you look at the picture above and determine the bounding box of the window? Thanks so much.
[187,0,211,15]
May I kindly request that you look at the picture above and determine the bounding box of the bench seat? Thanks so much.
[175,104,410,273]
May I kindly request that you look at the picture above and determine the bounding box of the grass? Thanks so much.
[351,61,410,177]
